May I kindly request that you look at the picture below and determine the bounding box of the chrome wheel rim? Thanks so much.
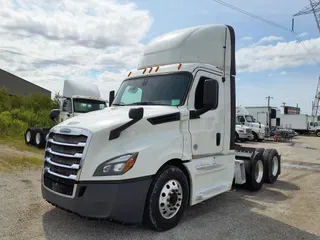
[159,180,183,219]
[255,160,264,183]
[26,131,31,142]
[36,133,41,145]
[272,156,279,176]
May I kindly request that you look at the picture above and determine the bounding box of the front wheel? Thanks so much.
[316,131,320,137]
[143,165,189,231]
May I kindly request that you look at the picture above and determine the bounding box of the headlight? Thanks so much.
[93,153,138,176]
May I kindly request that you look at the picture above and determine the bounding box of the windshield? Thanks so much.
[73,98,106,113]
[112,73,192,106]
[245,115,255,122]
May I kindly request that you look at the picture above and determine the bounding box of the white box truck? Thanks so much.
[24,79,107,148]
[41,24,281,231]
[281,114,320,136]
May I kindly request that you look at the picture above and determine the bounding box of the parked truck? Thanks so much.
[236,105,267,141]
[24,79,107,148]
[280,114,320,136]
[41,24,281,231]
[245,106,281,136]
[236,119,253,142]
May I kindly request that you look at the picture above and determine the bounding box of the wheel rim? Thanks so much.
[36,133,41,145]
[317,132,320,137]
[159,180,183,219]
[255,160,264,183]
[26,131,31,142]
[272,156,279,176]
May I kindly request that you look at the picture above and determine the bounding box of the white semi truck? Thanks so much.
[41,24,281,231]
[236,120,253,142]
[245,106,281,136]
[236,105,267,141]
[25,79,107,148]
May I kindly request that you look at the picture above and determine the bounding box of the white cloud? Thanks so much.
[241,36,252,41]
[236,37,320,73]
[0,0,152,97]
[258,36,284,43]
[280,71,287,75]
[298,32,308,38]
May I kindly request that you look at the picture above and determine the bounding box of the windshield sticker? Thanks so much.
[171,99,180,106]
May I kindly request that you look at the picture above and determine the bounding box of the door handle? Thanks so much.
[216,133,221,146]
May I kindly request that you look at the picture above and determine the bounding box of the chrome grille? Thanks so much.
[43,127,91,196]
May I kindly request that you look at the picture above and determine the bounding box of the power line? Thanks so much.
[211,0,320,67]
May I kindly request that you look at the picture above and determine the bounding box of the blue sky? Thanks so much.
[132,0,319,114]
[0,0,319,114]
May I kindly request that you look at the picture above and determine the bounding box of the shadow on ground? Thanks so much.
[42,181,318,240]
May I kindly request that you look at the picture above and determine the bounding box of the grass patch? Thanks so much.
[0,137,44,155]
[0,156,43,172]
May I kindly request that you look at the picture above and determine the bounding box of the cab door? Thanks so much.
[186,70,233,204]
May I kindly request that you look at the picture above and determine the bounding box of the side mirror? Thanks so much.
[129,107,144,120]
[109,90,115,107]
[50,109,60,125]
[203,79,218,109]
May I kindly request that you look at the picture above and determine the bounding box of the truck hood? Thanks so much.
[236,124,251,130]
[54,105,180,133]
[247,122,266,129]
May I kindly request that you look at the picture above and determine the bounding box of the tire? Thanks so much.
[263,148,280,184]
[252,132,258,142]
[235,132,239,142]
[143,165,189,231]
[257,138,264,142]
[34,129,46,148]
[316,131,320,137]
[24,128,35,145]
[244,149,265,191]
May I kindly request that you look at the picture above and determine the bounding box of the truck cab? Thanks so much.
[41,24,281,231]
[309,121,320,137]
[60,95,107,122]
[236,106,266,141]
[59,80,107,122]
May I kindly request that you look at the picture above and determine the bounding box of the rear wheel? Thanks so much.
[316,131,320,137]
[263,148,280,184]
[143,165,189,231]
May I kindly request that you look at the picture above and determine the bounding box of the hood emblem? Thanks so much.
[60,128,71,133]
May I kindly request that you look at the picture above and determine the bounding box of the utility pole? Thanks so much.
[266,96,274,131]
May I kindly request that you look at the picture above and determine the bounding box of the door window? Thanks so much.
[237,115,245,123]
[62,98,72,112]
[194,77,219,110]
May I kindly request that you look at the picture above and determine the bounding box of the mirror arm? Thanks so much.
[190,105,213,119]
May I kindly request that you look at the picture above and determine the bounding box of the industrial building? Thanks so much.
[0,69,51,97]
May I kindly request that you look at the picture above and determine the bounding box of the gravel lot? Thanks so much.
[0,136,320,240]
